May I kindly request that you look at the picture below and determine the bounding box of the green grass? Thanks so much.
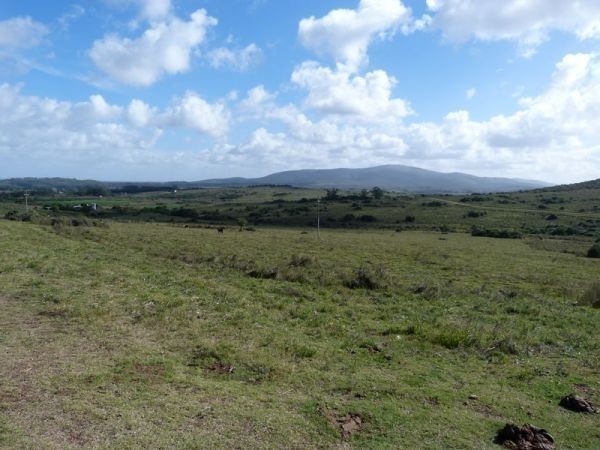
[0,220,599,448]
[7,184,600,239]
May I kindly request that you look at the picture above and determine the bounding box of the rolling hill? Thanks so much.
[195,165,550,193]
[0,165,551,194]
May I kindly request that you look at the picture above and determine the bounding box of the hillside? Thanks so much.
[0,165,551,194]
[195,165,549,193]
[541,178,600,192]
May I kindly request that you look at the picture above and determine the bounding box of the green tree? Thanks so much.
[325,188,339,200]
[371,186,384,200]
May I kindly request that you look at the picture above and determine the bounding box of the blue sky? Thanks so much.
[1,0,599,183]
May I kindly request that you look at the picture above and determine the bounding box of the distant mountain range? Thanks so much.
[194,165,550,193]
[0,165,553,194]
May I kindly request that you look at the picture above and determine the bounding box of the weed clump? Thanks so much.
[587,244,600,258]
[289,254,315,267]
[471,226,522,239]
[247,267,278,280]
[412,282,442,300]
[579,281,600,308]
[430,327,477,349]
[344,266,387,290]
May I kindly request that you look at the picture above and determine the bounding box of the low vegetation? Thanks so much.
[0,182,599,448]
[0,217,598,448]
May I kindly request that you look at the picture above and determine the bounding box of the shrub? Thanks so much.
[430,327,477,349]
[471,226,521,239]
[587,244,600,258]
[4,210,19,221]
[358,215,377,222]
[579,281,600,308]
[465,210,486,218]
[289,254,315,267]
[344,266,386,290]
[412,282,442,300]
[247,267,278,280]
[404,215,416,223]
[422,201,443,207]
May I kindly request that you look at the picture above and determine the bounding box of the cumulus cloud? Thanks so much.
[0,16,49,50]
[103,0,172,21]
[159,91,230,138]
[207,43,264,71]
[90,9,217,86]
[0,83,230,174]
[291,61,412,122]
[138,0,172,21]
[399,52,600,180]
[127,99,156,127]
[427,0,600,57]
[298,0,417,71]
[229,52,600,183]
[0,84,158,164]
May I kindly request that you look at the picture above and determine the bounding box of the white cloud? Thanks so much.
[229,52,600,183]
[138,0,172,21]
[103,0,172,21]
[427,0,600,57]
[0,83,230,175]
[238,85,277,116]
[0,16,49,50]
[207,43,264,71]
[90,9,217,86]
[58,5,86,30]
[291,61,412,122]
[0,84,158,164]
[400,52,600,180]
[466,88,476,99]
[298,0,415,71]
[128,99,156,127]
[159,91,230,138]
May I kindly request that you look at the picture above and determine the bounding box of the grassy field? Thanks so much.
[1,218,599,448]
[4,183,600,239]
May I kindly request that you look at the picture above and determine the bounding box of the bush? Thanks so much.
[344,266,386,290]
[358,215,377,222]
[247,267,278,280]
[422,201,444,207]
[288,254,315,267]
[404,215,416,223]
[587,244,600,258]
[579,282,600,308]
[471,226,521,239]
[430,327,477,349]
[465,210,486,218]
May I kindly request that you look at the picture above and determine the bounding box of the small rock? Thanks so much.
[494,423,555,450]
[468,394,479,400]
[559,394,597,414]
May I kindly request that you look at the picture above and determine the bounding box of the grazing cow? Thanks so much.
[217,227,224,234]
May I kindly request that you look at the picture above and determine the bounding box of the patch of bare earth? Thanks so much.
[0,295,111,448]
[319,406,363,441]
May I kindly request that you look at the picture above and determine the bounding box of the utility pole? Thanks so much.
[317,198,320,239]
[24,190,30,212]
